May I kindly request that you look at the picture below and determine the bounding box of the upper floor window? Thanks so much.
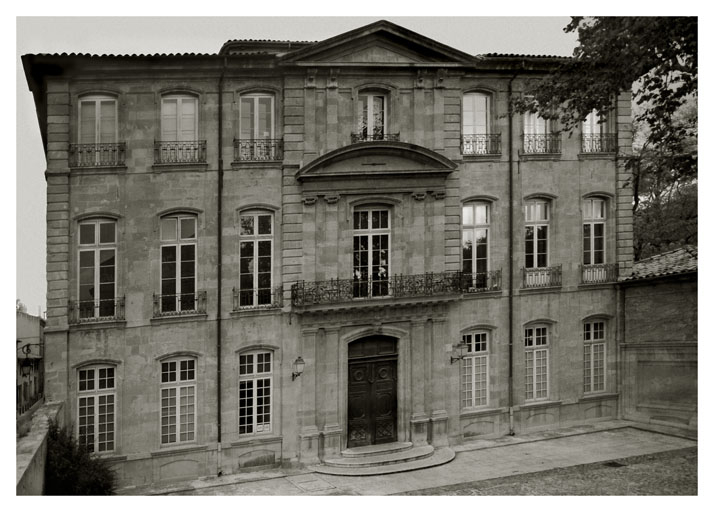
[160,214,197,313]
[583,320,606,393]
[240,94,274,140]
[524,325,549,400]
[78,365,116,453]
[239,351,273,435]
[583,198,606,265]
[357,93,386,141]
[462,202,490,288]
[582,110,616,153]
[79,96,117,145]
[525,200,549,269]
[161,95,197,142]
[160,357,196,445]
[462,92,499,155]
[461,330,489,408]
[523,109,560,154]
[353,207,390,298]
[238,211,274,308]
[78,219,117,320]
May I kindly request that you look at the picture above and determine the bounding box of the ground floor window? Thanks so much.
[584,320,606,393]
[525,325,549,400]
[77,366,116,453]
[239,351,273,435]
[461,331,489,407]
[160,358,196,444]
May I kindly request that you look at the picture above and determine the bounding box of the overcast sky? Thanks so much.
[15,15,580,314]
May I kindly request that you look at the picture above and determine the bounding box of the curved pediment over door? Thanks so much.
[295,141,456,197]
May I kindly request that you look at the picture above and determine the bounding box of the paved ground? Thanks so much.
[118,421,697,496]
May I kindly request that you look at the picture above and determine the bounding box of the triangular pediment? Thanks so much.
[281,20,476,66]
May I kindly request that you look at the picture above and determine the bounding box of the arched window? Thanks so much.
[523,101,559,154]
[462,201,491,290]
[238,350,273,435]
[353,206,390,297]
[525,199,550,269]
[77,218,117,320]
[77,364,116,453]
[160,214,197,313]
[238,210,274,307]
[462,92,498,155]
[582,110,615,153]
[76,95,119,167]
[238,93,279,160]
[157,94,204,164]
[583,319,607,393]
[461,329,490,408]
[583,197,606,265]
[160,356,196,445]
[524,324,550,401]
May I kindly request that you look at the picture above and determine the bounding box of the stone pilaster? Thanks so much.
[409,319,428,445]
[616,91,634,276]
[298,329,320,464]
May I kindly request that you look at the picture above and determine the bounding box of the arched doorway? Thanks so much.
[347,335,398,448]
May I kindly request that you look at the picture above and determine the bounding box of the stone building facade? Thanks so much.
[23,20,634,486]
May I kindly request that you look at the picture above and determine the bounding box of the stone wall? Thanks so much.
[16,401,64,495]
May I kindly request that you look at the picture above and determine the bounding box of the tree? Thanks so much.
[513,17,697,259]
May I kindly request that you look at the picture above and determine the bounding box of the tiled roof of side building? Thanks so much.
[624,245,698,281]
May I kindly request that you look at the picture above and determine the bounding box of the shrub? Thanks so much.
[44,420,116,495]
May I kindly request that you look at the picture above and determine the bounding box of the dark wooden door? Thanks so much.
[347,356,397,447]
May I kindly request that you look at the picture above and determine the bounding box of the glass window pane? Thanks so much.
[80,224,95,245]
[240,216,254,236]
[258,215,272,235]
[462,205,473,226]
[181,218,196,239]
[98,222,115,244]
[241,98,255,139]
[161,218,177,241]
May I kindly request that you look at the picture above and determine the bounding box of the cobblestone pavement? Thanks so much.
[119,423,697,496]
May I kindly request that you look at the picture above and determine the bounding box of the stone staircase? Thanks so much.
[309,442,455,476]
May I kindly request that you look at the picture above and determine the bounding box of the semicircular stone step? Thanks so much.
[340,441,413,458]
[309,447,455,476]
[323,445,434,468]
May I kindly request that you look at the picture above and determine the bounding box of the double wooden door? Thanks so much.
[347,337,398,448]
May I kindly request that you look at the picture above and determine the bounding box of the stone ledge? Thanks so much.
[459,406,509,420]
[579,392,619,403]
[230,435,283,448]
[149,444,208,458]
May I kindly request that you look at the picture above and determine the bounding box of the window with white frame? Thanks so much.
[240,94,274,140]
[583,320,606,393]
[525,200,549,269]
[79,95,117,145]
[523,107,557,153]
[78,219,117,319]
[161,95,198,142]
[463,92,491,136]
[78,365,116,453]
[524,325,549,400]
[461,331,489,408]
[583,198,606,265]
[462,202,490,289]
[353,207,390,297]
[583,110,608,136]
[160,358,196,445]
[238,351,273,435]
[358,93,386,140]
[160,214,197,313]
[239,211,273,307]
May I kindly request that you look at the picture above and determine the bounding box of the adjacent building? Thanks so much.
[23,20,636,486]
[17,310,45,416]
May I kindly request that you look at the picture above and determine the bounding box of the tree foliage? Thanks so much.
[44,420,116,495]
[513,17,697,259]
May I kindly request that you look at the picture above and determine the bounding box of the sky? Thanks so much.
[14,14,579,315]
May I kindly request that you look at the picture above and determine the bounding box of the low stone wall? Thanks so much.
[16,401,64,495]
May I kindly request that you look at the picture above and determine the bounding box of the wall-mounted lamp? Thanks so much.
[292,356,305,381]
[450,342,468,364]
[19,344,42,378]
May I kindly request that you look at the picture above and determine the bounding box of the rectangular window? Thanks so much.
[525,201,549,269]
[463,93,491,135]
[525,327,549,400]
[78,366,115,453]
[239,212,273,307]
[584,321,606,393]
[353,208,390,298]
[240,95,274,140]
[583,198,606,265]
[160,359,196,445]
[461,332,489,408]
[462,202,490,289]
[160,215,197,313]
[358,94,386,140]
[239,352,272,435]
[79,96,117,145]
[78,220,116,319]
[161,96,197,142]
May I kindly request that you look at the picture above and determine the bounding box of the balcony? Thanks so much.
[350,132,400,143]
[69,143,126,167]
[69,297,125,324]
[153,291,207,318]
[522,266,562,289]
[233,286,283,311]
[154,140,207,164]
[522,134,561,154]
[234,139,283,162]
[581,134,617,154]
[581,263,619,284]
[291,271,499,308]
[462,134,501,156]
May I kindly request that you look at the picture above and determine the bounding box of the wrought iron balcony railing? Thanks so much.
[69,297,125,324]
[350,132,400,143]
[291,271,500,307]
[234,139,283,162]
[153,291,207,317]
[69,143,126,167]
[581,263,619,284]
[462,134,501,156]
[522,134,561,154]
[233,286,283,310]
[581,134,617,153]
[522,265,562,289]
[154,140,207,164]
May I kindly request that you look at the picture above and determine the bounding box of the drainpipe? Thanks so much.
[216,57,226,475]
[507,71,519,436]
